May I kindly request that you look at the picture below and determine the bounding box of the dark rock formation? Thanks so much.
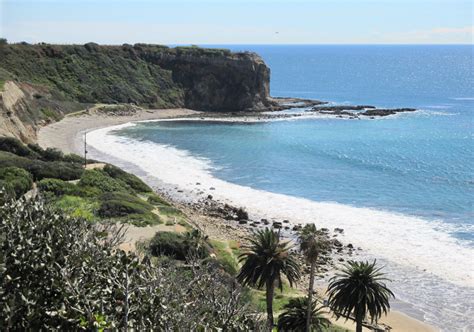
[360,108,416,116]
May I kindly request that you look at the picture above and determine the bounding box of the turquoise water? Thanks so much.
[89,45,474,330]
[119,45,474,243]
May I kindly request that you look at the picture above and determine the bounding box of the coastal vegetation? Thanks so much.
[236,228,301,329]
[277,297,331,332]
[298,224,331,332]
[327,260,395,332]
[0,199,261,330]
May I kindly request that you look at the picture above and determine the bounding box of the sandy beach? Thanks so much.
[38,109,439,332]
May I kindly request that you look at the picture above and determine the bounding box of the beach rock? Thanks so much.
[238,220,248,225]
[207,194,213,200]
[361,108,416,117]
[283,219,290,223]
[334,227,344,234]
[209,187,215,190]
[347,243,354,249]
[332,239,343,247]
[273,222,282,229]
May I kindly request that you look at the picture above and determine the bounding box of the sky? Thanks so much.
[0,0,472,45]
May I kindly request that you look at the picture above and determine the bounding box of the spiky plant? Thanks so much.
[237,228,300,329]
[277,297,331,332]
[298,223,330,331]
[327,260,394,332]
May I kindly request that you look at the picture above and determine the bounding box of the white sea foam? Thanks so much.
[87,122,474,289]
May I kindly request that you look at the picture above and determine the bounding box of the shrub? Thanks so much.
[27,161,83,181]
[97,192,154,218]
[147,193,170,206]
[0,166,33,198]
[0,180,15,204]
[79,169,130,193]
[0,137,37,158]
[37,178,78,196]
[148,232,189,260]
[54,195,97,221]
[149,231,210,260]
[103,164,151,193]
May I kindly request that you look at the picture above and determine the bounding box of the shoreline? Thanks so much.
[38,109,441,332]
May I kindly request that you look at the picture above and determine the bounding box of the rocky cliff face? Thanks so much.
[143,50,273,111]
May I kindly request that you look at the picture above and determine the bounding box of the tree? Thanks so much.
[327,260,395,332]
[298,223,330,332]
[237,228,301,329]
[277,297,331,332]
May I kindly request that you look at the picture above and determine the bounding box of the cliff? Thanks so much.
[0,43,275,142]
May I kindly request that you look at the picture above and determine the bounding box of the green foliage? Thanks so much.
[103,164,151,193]
[277,297,331,332]
[148,231,210,260]
[54,195,97,221]
[0,180,15,204]
[237,228,301,291]
[210,240,239,275]
[0,137,38,158]
[79,169,131,193]
[327,260,394,331]
[0,43,186,108]
[0,198,260,330]
[237,228,301,328]
[37,178,78,196]
[97,191,160,225]
[27,160,83,181]
[147,193,171,206]
[0,166,33,198]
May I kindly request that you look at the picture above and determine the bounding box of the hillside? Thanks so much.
[0,42,275,142]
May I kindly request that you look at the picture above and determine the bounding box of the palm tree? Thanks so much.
[298,224,329,332]
[277,297,331,332]
[237,228,301,329]
[327,260,394,332]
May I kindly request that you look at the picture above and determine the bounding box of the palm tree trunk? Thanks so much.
[306,259,316,332]
[355,311,363,332]
[265,279,275,330]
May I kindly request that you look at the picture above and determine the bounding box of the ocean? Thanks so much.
[87,45,474,331]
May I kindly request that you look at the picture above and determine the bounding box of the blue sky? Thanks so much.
[0,0,472,44]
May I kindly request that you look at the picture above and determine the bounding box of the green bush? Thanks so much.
[0,137,38,158]
[103,164,151,193]
[148,232,189,260]
[97,192,153,217]
[0,167,33,198]
[79,169,130,193]
[54,195,97,221]
[147,193,170,206]
[149,231,210,260]
[0,180,15,204]
[27,161,83,181]
[37,178,78,196]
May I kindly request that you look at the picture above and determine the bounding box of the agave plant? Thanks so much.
[327,260,394,332]
[237,228,301,329]
[277,297,331,332]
